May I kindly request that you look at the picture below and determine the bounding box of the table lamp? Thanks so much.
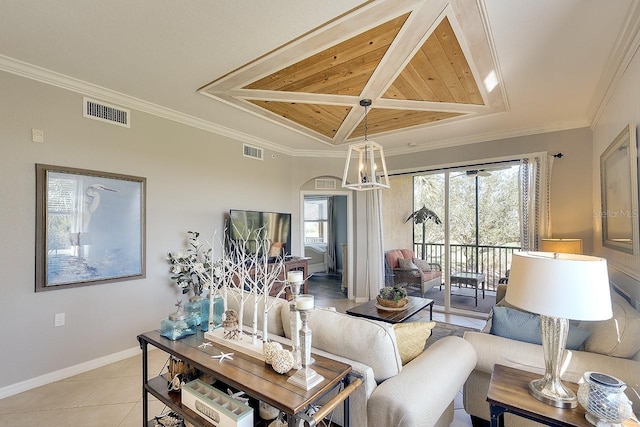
[505,251,612,408]
[540,238,583,254]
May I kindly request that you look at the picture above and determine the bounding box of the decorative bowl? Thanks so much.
[376,296,408,308]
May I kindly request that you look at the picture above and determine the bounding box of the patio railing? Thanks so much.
[413,243,521,291]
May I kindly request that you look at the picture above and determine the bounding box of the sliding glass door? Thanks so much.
[412,165,520,313]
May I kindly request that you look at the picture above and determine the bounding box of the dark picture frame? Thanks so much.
[35,164,146,291]
[600,124,639,255]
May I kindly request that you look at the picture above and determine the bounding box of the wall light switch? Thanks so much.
[54,313,65,327]
[32,128,44,143]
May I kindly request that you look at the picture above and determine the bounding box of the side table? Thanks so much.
[487,364,591,427]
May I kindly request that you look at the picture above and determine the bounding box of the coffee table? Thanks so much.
[346,295,434,323]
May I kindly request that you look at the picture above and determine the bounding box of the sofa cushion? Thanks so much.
[579,292,640,358]
[392,321,436,365]
[490,306,590,350]
[282,307,402,383]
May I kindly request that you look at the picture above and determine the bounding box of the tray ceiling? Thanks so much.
[199,0,506,146]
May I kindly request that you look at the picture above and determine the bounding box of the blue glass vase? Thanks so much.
[185,295,205,326]
[201,295,224,332]
[160,302,197,340]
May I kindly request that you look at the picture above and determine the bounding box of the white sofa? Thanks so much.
[463,290,640,426]
[226,291,477,427]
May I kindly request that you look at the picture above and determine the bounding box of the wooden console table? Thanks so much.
[138,330,359,426]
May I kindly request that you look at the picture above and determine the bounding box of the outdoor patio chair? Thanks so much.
[384,249,443,297]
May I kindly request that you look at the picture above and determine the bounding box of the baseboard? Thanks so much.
[355,297,369,303]
[0,345,145,400]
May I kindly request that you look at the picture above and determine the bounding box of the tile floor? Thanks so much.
[0,284,486,427]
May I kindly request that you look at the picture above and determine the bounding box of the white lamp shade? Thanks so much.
[505,251,612,321]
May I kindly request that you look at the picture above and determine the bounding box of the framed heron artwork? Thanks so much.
[35,164,146,291]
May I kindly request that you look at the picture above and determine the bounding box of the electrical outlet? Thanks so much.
[54,313,65,327]
[32,128,44,143]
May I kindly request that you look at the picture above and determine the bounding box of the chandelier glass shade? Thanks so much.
[342,99,390,191]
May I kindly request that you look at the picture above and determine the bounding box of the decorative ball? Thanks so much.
[263,341,283,364]
[271,349,294,374]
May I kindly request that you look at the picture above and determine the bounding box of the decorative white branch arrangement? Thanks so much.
[224,223,287,343]
[169,223,290,353]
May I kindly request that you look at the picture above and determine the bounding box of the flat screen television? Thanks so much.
[228,209,292,259]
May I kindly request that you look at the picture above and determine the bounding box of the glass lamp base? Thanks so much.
[529,377,577,408]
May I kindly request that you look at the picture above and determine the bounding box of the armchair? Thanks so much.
[384,249,442,297]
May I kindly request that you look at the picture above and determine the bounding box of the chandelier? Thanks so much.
[342,99,390,191]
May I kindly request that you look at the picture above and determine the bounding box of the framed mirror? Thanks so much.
[35,164,146,291]
[600,124,639,254]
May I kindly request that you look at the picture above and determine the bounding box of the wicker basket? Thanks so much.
[376,296,408,308]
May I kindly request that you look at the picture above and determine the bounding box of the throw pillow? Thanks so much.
[392,321,436,365]
[413,258,432,272]
[579,292,640,358]
[398,258,418,270]
[490,306,591,350]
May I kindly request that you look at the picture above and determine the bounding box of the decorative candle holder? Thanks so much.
[287,295,324,390]
[287,271,303,369]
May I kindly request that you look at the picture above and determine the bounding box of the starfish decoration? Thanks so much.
[227,389,249,404]
[211,351,234,363]
[198,342,213,349]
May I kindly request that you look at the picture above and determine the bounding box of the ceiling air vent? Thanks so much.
[83,97,130,128]
[315,178,337,190]
[243,144,263,160]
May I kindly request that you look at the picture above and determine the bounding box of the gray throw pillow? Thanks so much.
[412,258,432,272]
[398,258,418,270]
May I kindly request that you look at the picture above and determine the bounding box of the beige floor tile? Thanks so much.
[57,403,136,427]
[81,376,141,406]
[0,408,70,427]
[119,400,168,427]
[22,379,98,410]
[0,389,38,415]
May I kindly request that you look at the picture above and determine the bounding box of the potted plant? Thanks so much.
[376,286,408,308]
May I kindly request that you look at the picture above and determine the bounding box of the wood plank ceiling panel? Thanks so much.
[349,108,463,139]
[249,101,352,138]
[382,17,483,105]
[199,1,503,146]
[244,14,410,96]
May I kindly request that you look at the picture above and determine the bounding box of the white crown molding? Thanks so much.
[0,55,294,156]
[385,119,590,156]
[588,0,640,128]
[291,118,589,158]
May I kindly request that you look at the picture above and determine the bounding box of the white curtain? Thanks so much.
[326,197,337,273]
[519,154,554,250]
[365,189,385,300]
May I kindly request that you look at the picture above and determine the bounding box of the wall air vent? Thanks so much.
[315,178,337,190]
[243,144,263,160]
[83,97,130,128]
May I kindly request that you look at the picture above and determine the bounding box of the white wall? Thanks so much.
[592,46,640,305]
[0,71,295,391]
[382,175,414,250]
